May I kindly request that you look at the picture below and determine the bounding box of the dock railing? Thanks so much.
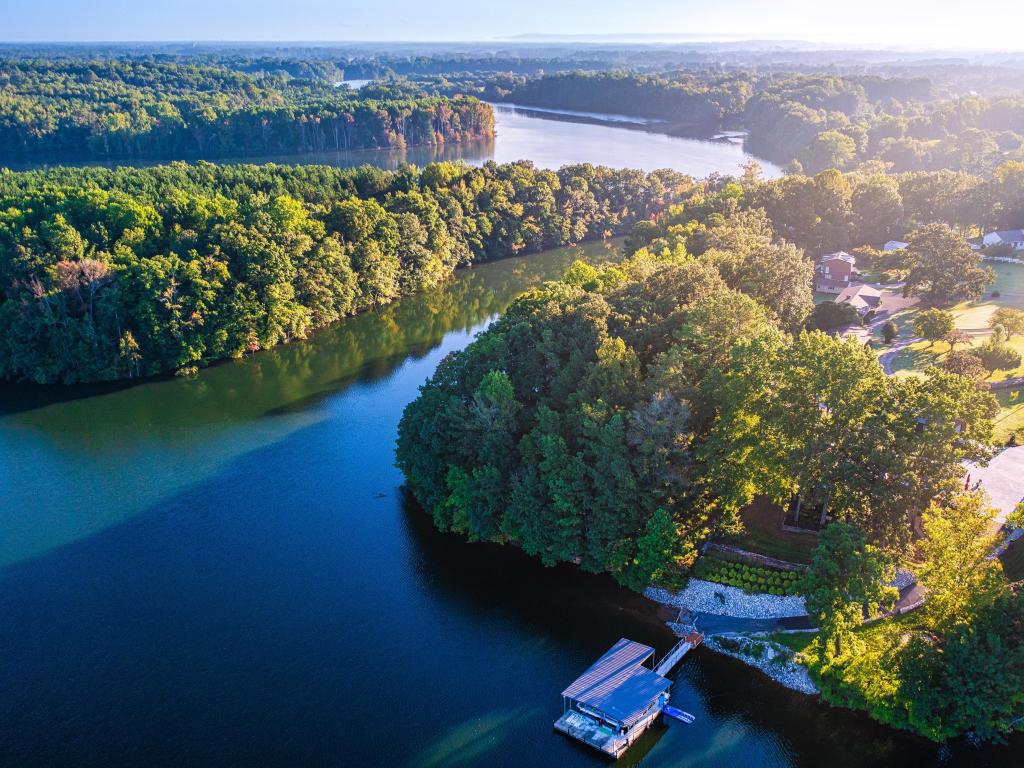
[653,631,703,678]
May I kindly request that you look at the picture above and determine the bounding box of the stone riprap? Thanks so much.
[647,579,808,619]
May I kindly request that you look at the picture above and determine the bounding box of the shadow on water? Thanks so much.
[0,241,617,428]
[1,409,1021,768]
[0,240,620,574]
[2,235,1020,767]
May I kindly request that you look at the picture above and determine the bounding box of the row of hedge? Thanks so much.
[692,554,804,596]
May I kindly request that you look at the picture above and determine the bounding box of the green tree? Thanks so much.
[973,334,1023,374]
[805,522,897,659]
[940,349,987,380]
[801,131,857,174]
[990,307,1024,339]
[904,224,994,305]
[912,307,955,348]
[918,491,1003,627]
[621,508,682,591]
[805,300,862,333]
[702,331,996,549]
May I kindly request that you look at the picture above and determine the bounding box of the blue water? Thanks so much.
[0,231,1016,765]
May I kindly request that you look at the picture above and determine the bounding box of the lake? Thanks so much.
[3,102,781,178]
[260,103,783,177]
[0,237,1017,767]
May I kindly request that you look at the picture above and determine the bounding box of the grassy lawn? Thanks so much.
[889,335,1024,382]
[764,631,816,655]
[989,263,1024,299]
[722,496,819,565]
[993,389,1024,444]
[999,536,1024,582]
[872,266,1024,442]
[875,264,1024,347]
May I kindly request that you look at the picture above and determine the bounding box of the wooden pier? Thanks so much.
[654,631,703,677]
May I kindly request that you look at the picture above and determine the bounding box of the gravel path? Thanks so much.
[646,579,808,619]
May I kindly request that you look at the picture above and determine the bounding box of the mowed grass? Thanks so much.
[878,265,1024,440]
[993,389,1024,444]
[889,335,1024,382]
[722,497,819,565]
[764,631,816,655]
[880,264,1024,346]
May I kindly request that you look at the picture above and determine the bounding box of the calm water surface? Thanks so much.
[266,103,782,177]
[4,103,781,178]
[1,240,1017,767]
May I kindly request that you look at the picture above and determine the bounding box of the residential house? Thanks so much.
[882,240,909,252]
[836,283,883,315]
[815,251,857,293]
[981,229,1024,252]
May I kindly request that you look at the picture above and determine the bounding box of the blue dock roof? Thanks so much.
[562,638,672,728]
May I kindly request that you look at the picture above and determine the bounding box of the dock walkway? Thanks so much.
[654,631,703,677]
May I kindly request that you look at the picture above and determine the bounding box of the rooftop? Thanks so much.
[819,251,856,264]
[989,229,1024,241]
[836,283,882,310]
[562,638,671,728]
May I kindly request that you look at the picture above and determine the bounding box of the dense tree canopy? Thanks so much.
[0,160,683,383]
[0,59,493,162]
[398,207,997,588]
[814,492,1024,743]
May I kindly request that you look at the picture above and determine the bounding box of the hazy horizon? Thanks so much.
[4,0,1024,52]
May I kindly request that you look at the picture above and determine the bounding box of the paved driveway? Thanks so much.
[968,445,1024,525]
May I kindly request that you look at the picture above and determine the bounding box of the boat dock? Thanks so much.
[554,630,704,758]
[654,632,703,677]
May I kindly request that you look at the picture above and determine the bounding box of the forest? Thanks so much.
[396,179,1000,585]
[0,160,680,383]
[432,69,1024,174]
[6,155,1024,385]
[396,171,1023,741]
[0,59,493,162]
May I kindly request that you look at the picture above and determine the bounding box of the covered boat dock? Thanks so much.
[554,638,673,758]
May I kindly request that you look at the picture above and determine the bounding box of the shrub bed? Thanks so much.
[693,554,804,596]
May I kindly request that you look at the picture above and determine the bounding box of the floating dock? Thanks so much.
[554,631,703,758]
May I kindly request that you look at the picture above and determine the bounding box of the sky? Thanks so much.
[2,0,1023,51]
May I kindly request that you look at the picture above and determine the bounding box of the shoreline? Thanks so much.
[701,633,820,696]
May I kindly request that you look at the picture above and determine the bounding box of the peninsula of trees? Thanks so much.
[396,172,1023,742]
[0,161,676,383]
[0,59,493,163]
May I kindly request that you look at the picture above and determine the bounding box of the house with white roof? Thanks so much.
[836,283,883,315]
[982,229,1024,251]
[882,240,909,252]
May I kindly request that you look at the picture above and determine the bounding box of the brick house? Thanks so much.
[815,252,856,293]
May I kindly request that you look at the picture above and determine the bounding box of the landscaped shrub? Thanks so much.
[692,552,805,595]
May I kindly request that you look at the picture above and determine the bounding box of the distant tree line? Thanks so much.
[0,59,493,163]
[431,70,1024,174]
